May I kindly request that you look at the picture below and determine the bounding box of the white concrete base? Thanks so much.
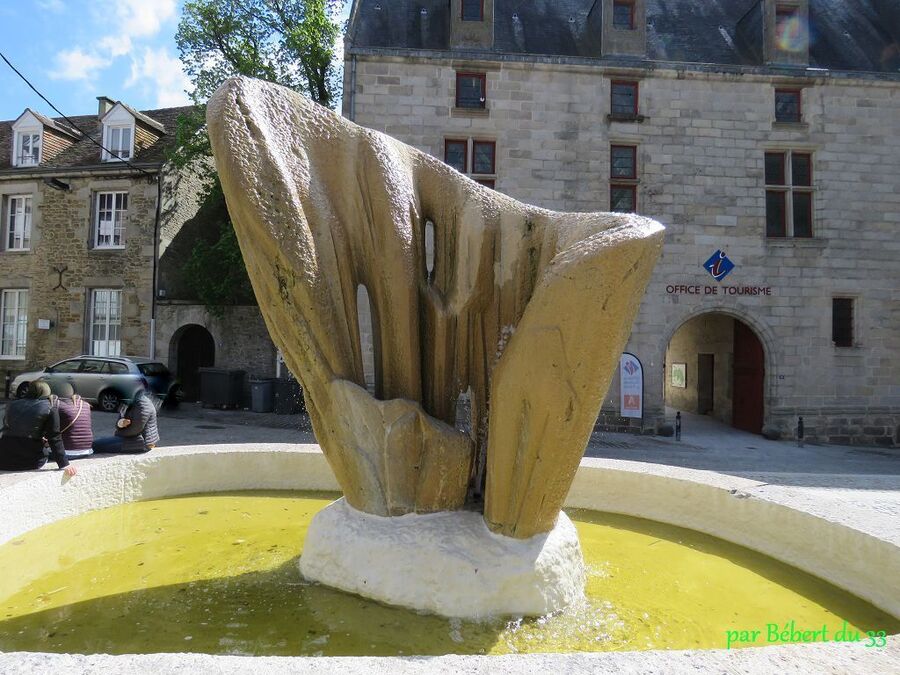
[299,498,586,618]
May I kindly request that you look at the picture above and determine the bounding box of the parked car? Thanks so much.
[11,356,181,412]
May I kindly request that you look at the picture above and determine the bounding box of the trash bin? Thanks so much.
[274,377,304,415]
[199,368,245,409]
[249,378,275,413]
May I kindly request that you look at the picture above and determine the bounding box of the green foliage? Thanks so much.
[183,188,256,317]
[172,0,344,312]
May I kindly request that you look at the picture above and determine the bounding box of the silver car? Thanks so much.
[11,355,169,412]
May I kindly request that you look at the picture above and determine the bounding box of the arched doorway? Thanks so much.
[664,313,765,433]
[170,324,215,402]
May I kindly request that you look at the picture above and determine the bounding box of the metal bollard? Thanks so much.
[4,370,10,399]
[675,411,682,441]
[797,416,804,448]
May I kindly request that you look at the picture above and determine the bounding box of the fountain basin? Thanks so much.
[0,444,897,671]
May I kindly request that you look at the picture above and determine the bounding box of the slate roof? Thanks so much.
[19,108,82,139]
[0,104,196,172]
[349,0,900,74]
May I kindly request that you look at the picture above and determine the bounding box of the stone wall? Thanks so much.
[348,56,900,446]
[154,302,277,381]
[0,172,158,381]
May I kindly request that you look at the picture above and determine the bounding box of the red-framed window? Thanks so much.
[461,0,483,22]
[610,185,636,213]
[610,144,638,213]
[472,140,496,175]
[611,81,639,116]
[775,5,800,44]
[613,0,635,30]
[765,150,813,238]
[611,145,637,180]
[443,138,497,189]
[456,72,486,109]
[444,139,468,173]
[775,88,802,123]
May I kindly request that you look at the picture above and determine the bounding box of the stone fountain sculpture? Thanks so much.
[208,77,664,618]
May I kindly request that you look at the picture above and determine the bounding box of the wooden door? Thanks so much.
[732,320,764,433]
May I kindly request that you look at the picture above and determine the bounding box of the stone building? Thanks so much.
[343,0,900,446]
[0,97,276,400]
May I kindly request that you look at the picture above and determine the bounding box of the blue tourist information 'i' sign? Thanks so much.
[702,250,736,281]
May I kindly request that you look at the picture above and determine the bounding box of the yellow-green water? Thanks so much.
[0,491,895,656]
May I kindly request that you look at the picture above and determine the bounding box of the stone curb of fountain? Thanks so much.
[0,636,897,674]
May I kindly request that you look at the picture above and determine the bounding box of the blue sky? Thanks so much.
[0,1,351,122]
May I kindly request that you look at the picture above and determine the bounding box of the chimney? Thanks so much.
[97,96,116,118]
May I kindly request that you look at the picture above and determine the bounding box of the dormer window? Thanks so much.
[103,125,133,161]
[14,132,41,167]
[100,103,137,162]
[461,0,483,21]
[613,0,636,30]
[11,111,45,168]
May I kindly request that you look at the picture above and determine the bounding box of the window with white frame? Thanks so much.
[0,289,28,359]
[94,191,128,248]
[103,125,133,161]
[5,195,32,250]
[89,289,122,356]
[13,131,41,167]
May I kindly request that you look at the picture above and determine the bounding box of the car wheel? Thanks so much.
[98,389,121,412]
[16,382,29,399]
[163,385,183,409]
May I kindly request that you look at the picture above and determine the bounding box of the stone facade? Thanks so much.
[345,6,900,446]
[155,303,277,397]
[0,172,159,377]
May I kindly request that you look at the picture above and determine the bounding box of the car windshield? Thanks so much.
[138,362,170,377]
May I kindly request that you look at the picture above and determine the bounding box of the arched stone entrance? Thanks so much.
[664,312,766,434]
[169,324,215,402]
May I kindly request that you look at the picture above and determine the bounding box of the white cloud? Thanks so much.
[48,48,109,81]
[98,35,133,59]
[103,0,177,41]
[48,0,178,87]
[127,47,192,108]
[37,0,65,12]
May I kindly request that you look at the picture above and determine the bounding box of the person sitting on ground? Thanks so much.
[0,381,76,476]
[46,380,94,458]
[92,386,159,455]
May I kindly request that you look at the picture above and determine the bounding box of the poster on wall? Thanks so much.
[619,352,643,419]
[671,363,687,388]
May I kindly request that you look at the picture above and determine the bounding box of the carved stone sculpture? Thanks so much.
[208,76,664,541]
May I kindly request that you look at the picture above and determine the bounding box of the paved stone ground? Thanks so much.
[1,402,898,480]
[2,401,899,522]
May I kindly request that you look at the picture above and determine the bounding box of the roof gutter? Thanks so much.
[0,163,163,181]
[344,46,900,84]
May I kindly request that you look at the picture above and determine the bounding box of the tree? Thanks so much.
[172,0,343,311]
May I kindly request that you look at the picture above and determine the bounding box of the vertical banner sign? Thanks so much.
[620,352,643,419]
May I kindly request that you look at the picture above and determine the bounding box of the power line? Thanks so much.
[0,50,155,178]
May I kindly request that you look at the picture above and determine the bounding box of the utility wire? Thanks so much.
[0,50,155,178]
